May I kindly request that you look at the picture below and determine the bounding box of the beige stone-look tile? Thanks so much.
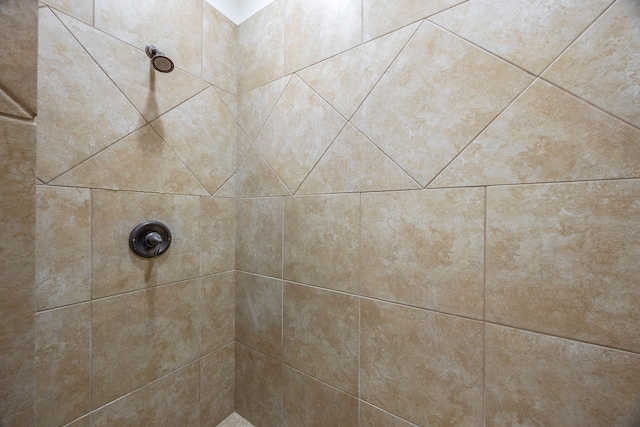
[360,299,484,426]
[283,283,359,395]
[235,272,283,359]
[238,0,284,93]
[201,198,236,276]
[544,0,640,127]
[352,22,533,187]
[236,146,291,198]
[283,194,360,293]
[36,7,145,182]
[254,75,346,192]
[236,130,252,169]
[236,197,283,278]
[57,11,210,122]
[215,174,236,198]
[298,23,418,118]
[65,414,90,427]
[0,118,36,427]
[151,87,236,195]
[201,344,235,427]
[432,80,640,188]
[91,190,201,298]
[361,188,485,319]
[36,186,91,311]
[91,280,200,408]
[201,273,235,355]
[0,89,30,118]
[298,124,420,194]
[92,362,200,427]
[282,366,358,427]
[431,0,611,75]
[235,344,283,427]
[0,0,37,113]
[284,0,362,74]
[203,3,237,94]
[42,0,92,24]
[52,125,208,196]
[237,75,291,141]
[486,180,640,353]
[94,0,202,76]
[486,324,640,427]
[35,303,90,427]
[216,87,237,118]
[359,402,418,427]
[363,0,464,41]
[217,412,255,427]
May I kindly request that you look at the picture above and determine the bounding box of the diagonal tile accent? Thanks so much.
[254,75,346,192]
[236,146,290,198]
[214,174,236,198]
[352,22,533,187]
[215,87,237,119]
[150,86,236,195]
[236,130,252,170]
[237,75,291,141]
[51,125,208,195]
[42,0,93,24]
[299,124,419,194]
[543,0,640,128]
[431,79,640,188]
[56,11,210,122]
[0,89,30,119]
[36,8,145,182]
[430,0,612,75]
[297,22,419,118]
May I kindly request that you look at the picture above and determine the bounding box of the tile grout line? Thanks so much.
[482,186,487,427]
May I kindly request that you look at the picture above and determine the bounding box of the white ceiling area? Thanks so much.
[205,0,276,24]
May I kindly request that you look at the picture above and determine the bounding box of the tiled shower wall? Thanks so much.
[233,0,640,426]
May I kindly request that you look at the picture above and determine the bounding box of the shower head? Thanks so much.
[145,45,174,73]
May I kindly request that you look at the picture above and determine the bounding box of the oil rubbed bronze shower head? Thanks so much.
[145,45,174,73]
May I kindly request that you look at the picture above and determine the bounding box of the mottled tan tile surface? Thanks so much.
[201,344,235,427]
[235,147,291,198]
[35,303,90,427]
[237,76,291,141]
[217,412,255,427]
[214,174,236,198]
[0,88,30,118]
[352,22,532,186]
[361,299,484,426]
[486,324,640,426]
[42,0,92,24]
[65,414,91,427]
[200,198,236,276]
[36,186,91,310]
[361,188,484,319]
[359,402,418,427]
[486,180,640,353]
[201,273,235,355]
[216,87,237,119]
[544,0,640,127]
[203,3,237,94]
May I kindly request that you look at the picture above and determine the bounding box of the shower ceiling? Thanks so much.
[205,0,275,24]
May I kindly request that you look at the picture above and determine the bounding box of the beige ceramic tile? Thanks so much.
[214,174,236,198]
[200,198,236,276]
[283,194,360,293]
[254,75,346,192]
[216,87,237,118]
[65,414,90,427]
[91,280,200,408]
[236,130,252,169]
[36,8,145,182]
[57,11,210,122]
[0,118,36,427]
[298,124,420,194]
[282,366,358,427]
[363,0,464,41]
[284,0,362,74]
[35,303,90,427]
[235,147,291,198]
[237,76,291,141]
[42,0,92,24]
[91,190,201,298]
[360,299,484,426]
[92,362,200,427]
[432,80,640,188]
[486,180,640,353]
[51,125,208,195]
[0,0,38,113]
[201,344,235,427]
[235,344,283,427]
[217,412,255,427]
[0,89,30,119]
[203,3,237,94]
[297,23,418,118]
[201,273,235,355]
[544,0,640,127]
[430,0,611,74]
[94,0,203,76]
[361,188,484,319]
[238,0,285,93]
[151,87,236,195]
[359,402,418,427]
[352,22,533,186]
[235,272,283,359]
[236,197,283,278]
[485,324,640,426]
[283,283,359,395]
